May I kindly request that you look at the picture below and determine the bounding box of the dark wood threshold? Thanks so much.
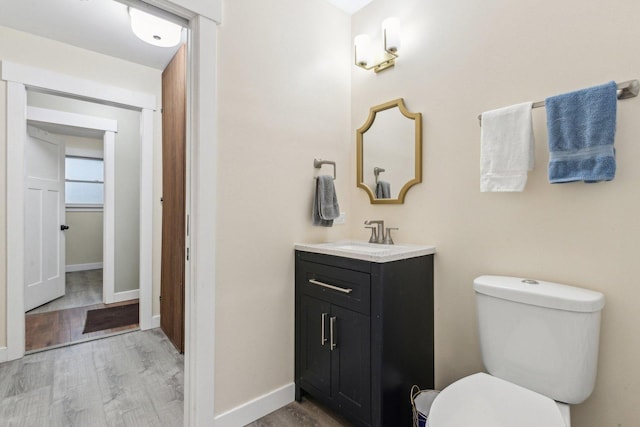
[25,299,139,352]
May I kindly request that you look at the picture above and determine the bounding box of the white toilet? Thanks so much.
[427,275,605,427]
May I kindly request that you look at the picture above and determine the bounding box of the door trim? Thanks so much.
[2,61,156,360]
[3,1,221,423]
[26,106,118,308]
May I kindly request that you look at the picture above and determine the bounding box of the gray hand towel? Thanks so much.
[312,175,340,227]
[375,181,391,199]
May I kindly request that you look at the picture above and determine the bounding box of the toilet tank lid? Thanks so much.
[474,275,605,313]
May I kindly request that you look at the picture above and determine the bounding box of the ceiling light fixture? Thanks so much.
[128,7,182,48]
[354,17,401,73]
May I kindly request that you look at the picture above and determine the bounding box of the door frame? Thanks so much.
[3,61,156,361]
[26,106,118,306]
[3,3,220,425]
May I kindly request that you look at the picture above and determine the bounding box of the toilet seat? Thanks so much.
[427,373,567,427]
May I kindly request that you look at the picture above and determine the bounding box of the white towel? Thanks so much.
[480,102,535,192]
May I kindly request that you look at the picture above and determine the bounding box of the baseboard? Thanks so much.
[151,314,161,329]
[66,262,103,272]
[214,383,295,427]
[0,347,8,363]
[112,289,139,303]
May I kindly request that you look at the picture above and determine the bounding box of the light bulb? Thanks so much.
[354,34,372,67]
[129,8,182,48]
[382,17,401,53]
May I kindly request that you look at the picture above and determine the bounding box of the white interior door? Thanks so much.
[24,125,66,312]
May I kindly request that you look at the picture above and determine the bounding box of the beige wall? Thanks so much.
[349,0,640,425]
[214,0,351,413]
[0,26,164,349]
[65,211,103,267]
[0,81,6,346]
[64,136,104,268]
[28,92,142,293]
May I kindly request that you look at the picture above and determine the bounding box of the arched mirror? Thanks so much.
[357,98,422,204]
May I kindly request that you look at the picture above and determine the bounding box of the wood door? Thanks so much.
[24,126,66,311]
[161,44,187,352]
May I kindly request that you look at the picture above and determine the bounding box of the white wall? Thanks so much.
[214,0,351,414]
[0,25,164,347]
[350,1,640,426]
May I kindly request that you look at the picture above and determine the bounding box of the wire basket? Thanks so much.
[411,385,440,427]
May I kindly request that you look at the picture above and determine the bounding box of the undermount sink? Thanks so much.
[329,242,391,253]
[294,240,436,263]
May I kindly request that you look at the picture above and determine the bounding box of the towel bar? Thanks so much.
[314,158,336,180]
[477,79,640,125]
[374,166,385,184]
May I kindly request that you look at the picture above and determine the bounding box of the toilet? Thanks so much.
[427,275,605,427]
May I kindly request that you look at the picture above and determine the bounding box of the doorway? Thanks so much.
[1,3,219,423]
[3,60,156,360]
[22,107,141,352]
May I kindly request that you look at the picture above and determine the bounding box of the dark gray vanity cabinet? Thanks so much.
[295,250,434,427]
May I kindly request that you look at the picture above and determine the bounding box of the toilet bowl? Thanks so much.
[426,373,569,427]
[425,275,604,427]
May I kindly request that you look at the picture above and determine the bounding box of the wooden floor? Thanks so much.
[28,269,103,315]
[5,324,350,427]
[25,269,139,352]
[25,300,139,352]
[0,329,184,426]
[247,397,354,427]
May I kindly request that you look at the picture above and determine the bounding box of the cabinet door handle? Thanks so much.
[308,279,353,294]
[330,316,337,351]
[321,313,328,346]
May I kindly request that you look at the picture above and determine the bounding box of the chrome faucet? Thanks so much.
[364,220,385,244]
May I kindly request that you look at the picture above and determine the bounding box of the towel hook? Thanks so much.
[314,158,336,180]
[374,166,385,184]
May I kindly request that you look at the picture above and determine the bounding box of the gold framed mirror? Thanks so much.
[356,98,422,204]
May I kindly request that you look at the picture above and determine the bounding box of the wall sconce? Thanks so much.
[129,7,182,48]
[354,17,401,73]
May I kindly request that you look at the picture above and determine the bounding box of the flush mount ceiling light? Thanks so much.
[129,7,181,48]
[354,17,401,73]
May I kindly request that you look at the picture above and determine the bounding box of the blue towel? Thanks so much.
[545,81,617,183]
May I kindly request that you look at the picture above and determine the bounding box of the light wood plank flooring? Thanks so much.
[247,397,354,427]
[0,329,183,426]
[5,323,352,427]
[28,269,103,315]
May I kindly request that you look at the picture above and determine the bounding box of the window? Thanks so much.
[65,156,104,208]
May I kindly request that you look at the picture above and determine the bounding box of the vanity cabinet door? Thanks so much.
[331,305,371,424]
[299,295,332,396]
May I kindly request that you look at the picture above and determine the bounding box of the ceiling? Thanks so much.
[323,0,372,14]
[0,0,369,71]
[0,0,184,70]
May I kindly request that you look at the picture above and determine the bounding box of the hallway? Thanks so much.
[0,329,183,426]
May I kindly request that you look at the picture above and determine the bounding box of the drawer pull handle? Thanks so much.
[308,279,353,294]
[330,316,337,350]
[321,313,328,346]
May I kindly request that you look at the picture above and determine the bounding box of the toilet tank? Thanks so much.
[474,275,605,404]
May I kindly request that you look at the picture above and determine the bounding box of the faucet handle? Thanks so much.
[383,227,398,245]
[365,226,378,243]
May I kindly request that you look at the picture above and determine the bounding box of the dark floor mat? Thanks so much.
[83,303,139,334]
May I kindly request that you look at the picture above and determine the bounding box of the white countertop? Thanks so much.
[294,240,436,263]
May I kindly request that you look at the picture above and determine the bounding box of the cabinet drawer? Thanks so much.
[298,260,370,315]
